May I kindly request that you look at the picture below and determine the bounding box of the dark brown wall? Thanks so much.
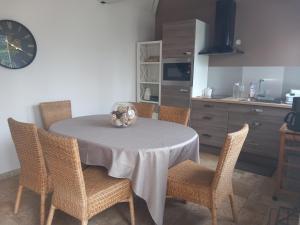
[156,0,300,66]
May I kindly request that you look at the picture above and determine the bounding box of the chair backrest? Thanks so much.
[38,129,87,219]
[212,124,249,201]
[132,102,155,118]
[159,105,191,126]
[7,118,48,193]
[39,100,72,130]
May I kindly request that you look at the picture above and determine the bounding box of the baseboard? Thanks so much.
[0,169,20,181]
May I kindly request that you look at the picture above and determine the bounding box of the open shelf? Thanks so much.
[140,62,160,65]
[140,100,159,104]
[140,82,159,84]
[137,41,162,105]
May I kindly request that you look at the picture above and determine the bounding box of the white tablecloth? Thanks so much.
[50,115,199,225]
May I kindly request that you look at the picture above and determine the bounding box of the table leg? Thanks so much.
[274,132,285,200]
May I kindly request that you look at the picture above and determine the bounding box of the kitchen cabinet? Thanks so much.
[161,19,209,106]
[161,85,191,108]
[191,101,228,148]
[228,105,288,159]
[191,99,290,172]
[162,20,196,58]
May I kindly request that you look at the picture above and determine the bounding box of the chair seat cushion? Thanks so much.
[83,167,131,219]
[167,160,215,207]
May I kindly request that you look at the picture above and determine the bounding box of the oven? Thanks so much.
[162,58,193,86]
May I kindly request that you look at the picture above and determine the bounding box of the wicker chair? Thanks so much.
[159,105,191,126]
[132,102,155,118]
[7,118,53,225]
[167,124,249,225]
[37,129,135,225]
[39,100,72,130]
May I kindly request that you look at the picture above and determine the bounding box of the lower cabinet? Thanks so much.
[228,104,288,159]
[191,99,290,171]
[191,101,228,148]
[161,85,191,108]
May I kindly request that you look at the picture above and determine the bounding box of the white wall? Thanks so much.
[0,0,155,174]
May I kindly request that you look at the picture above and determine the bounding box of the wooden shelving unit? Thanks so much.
[274,123,300,199]
[137,41,162,105]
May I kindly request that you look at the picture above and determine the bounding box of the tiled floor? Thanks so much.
[0,153,298,225]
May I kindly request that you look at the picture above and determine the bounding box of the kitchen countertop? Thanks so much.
[192,97,292,109]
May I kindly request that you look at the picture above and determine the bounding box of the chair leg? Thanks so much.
[81,220,88,225]
[14,185,23,214]
[229,194,238,223]
[210,207,218,225]
[129,195,135,225]
[46,205,56,225]
[40,193,46,225]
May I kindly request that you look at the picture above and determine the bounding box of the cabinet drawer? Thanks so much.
[192,100,228,112]
[228,105,286,133]
[194,127,226,148]
[249,121,281,139]
[230,120,281,138]
[228,104,253,113]
[250,106,289,117]
[191,111,228,129]
[229,105,288,125]
[161,86,191,108]
[251,107,288,126]
[243,136,279,158]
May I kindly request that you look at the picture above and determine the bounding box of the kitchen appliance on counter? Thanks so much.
[143,88,151,101]
[203,87,213,98]
[284,97,300,132]
[285,89,300,104]
[232,83,244,99]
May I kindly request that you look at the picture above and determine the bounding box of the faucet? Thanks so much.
[257,79,265,97]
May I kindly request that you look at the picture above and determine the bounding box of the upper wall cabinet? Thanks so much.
[162,20,196,58]
[162,19,208,59]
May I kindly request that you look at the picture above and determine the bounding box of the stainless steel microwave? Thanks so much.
[162,58,193,86]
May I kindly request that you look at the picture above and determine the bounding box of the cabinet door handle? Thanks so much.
[252,108,264,113]
[202,134,212,138]
[179,88,189,93]
[202,116,212,120]
[203,104,213,108]
[183,51,192,55]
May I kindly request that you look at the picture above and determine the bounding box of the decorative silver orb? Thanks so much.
[111,102,137,127]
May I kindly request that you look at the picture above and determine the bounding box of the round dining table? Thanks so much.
[50,114,199,225]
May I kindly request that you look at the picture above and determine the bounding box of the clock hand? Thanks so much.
[5,36,13,68]
[5,39,27,53]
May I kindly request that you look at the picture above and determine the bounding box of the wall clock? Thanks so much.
[0,20,37,69]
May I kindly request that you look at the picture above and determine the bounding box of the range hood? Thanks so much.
[199,0,242,55]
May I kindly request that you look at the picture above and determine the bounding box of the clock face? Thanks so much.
[0,20,37,69]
